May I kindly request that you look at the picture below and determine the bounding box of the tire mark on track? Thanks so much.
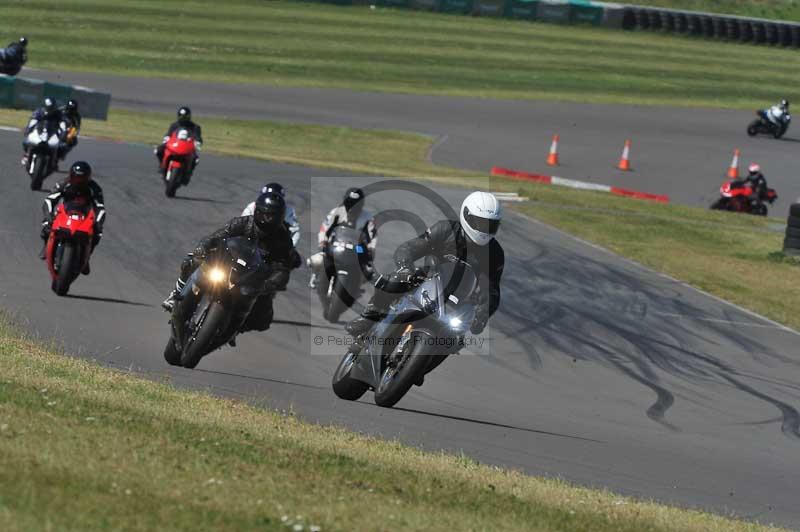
[720,374,800,440]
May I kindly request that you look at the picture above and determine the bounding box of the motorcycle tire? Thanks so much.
[331,351,369,401]
[783,237,800,251]
[165,167,181,198]
[789,204,800,218]
[709,198,727,210]
[30,155,46,191]
[53,242,76,296]
[746,121,760,137]
[325,278,355,323]
[180,301,226,369]
[163,338,182,366]
[784,227,800,239]
[374,332,433,408]
[774,128,784,139]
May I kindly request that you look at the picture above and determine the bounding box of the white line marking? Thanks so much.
[552,176,612,192]
[0,126,20,132]
[652,312,790,330]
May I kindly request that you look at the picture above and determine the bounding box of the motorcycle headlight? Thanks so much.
[207,267,226,284]
[448,317,463,329]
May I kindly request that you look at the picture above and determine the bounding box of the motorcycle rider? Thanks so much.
[39,161,106,275]
[155,106,202,179]
[345,191,504,340]
[59,99,82,158]
[765,99,790,135]
[0,37,27,75]
[21,97,67,167]
[161,192,293,336]
[744,163,770,209]
[308,187,376,289]
[242,182,301,247]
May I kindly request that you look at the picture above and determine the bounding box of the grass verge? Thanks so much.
[3,0,800,108]
[2,106,798,330]
[0,318,784,531]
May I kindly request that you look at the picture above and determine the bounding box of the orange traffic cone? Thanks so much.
[546,134,560,166]
[617,139,632,171]
[727,148,740,179]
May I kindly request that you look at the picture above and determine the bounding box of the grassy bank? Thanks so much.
[0,320,783,531]
[3,106,798,330]
[620,0,800,21]
[4,0,800,108]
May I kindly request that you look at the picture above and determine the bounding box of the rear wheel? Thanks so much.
[30,155,46,191]
[180,301,226,369]
[54,242,76,296]
[374,332,433,408]
[332,351,369,401]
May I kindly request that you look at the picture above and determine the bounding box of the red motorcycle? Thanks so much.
[710,179,777,216]
[160,129,197,198]
[45,200,96,296]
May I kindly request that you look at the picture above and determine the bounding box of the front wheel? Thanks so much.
[180,301,227,369]
[163,338,181,366]
[324,277,355,323]
[332,351,369,401]
[374,332,433,408]
[710,198,727,210]
[53,242,77,296]
[165,166,181,198]
[30,154,46,191]
[746,120,760,137]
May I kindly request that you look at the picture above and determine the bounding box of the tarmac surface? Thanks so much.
[28,67,800,211]
[2,69,800,526]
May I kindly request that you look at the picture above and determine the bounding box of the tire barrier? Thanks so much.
[0,75,111,120]
[319,0,800,48]
[785,203,800,257]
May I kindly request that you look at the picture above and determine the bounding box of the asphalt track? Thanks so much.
[2,69,799,527]
[28,67,800,212]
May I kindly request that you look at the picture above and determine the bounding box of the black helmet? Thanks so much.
[66,99,78,112]
[261,182,285,197]
[19,37,27,47]
[343,187,364,213]
[177,106,191,121]
[253,192,286,233]
[68,161,92,187]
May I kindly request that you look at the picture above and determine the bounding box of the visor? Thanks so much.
[464,208,500,235]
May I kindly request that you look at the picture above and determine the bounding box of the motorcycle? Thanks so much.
[747,109,790,139]
[332,255,478,408]
[160,129,197,198]
[0,52,25,76]
[24,118,64,190]
[316,225,369,323]
[45,200,96,296]
[164,236,280,369]
[710,179,777,216]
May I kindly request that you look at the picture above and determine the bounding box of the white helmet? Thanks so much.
[460,191,502,246]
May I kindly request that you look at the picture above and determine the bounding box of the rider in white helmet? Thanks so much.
[345,191,504,339]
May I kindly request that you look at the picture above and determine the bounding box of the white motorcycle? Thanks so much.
[24,119,64,190]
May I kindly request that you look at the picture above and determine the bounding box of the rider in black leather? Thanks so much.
[39,162,106,274]
[345,212,504,339]
[162,192,293,333]
[155,106,203,176]
[0,37,27,75]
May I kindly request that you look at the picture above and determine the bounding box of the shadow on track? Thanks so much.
[173,195,232,204]
[193,368,327,390]
[66,293,153,307]
[274,318,340,331]
[390,406,603,443]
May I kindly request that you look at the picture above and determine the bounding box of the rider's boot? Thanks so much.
[161,280,185,312]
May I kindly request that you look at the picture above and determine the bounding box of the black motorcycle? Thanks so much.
[332,255,479,408]
[747,109,790,139]
[23,118,63,190]
[316,225,369,323]
[164,236,280,369]
[0,52,25,76]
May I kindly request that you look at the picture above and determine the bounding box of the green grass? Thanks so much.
[3,106,798,330]
[0,319,785,531]
[3,0,800,108]
[619,0,800,22]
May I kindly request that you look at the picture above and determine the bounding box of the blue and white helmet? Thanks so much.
[460,191,501,246]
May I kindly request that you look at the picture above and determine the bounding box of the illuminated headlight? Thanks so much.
[207,267,226,283]
[449,317,463,329]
